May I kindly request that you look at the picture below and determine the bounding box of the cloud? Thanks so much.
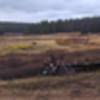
[0,0,99,22]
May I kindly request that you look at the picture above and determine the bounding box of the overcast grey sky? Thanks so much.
[0,0,99,22]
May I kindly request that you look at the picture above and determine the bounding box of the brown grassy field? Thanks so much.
[0,34,100,55]
[0,71,100,100]
[0,34,100,78]
[0,33,100,99]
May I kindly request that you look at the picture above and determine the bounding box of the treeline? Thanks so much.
[0,17,100,35]
[0,22,31,35]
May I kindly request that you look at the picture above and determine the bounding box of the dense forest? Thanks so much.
[0,17,100,35]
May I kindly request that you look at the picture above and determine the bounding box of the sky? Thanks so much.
[0,0,99,23]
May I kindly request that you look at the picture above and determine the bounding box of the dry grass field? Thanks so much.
[0,34,100,55]
[0,33,100,99]
[0,71,100,100]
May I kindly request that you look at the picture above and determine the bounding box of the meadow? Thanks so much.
[0,33,100,99]
[0,34,100,55]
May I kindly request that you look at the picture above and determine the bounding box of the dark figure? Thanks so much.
[42,54,76,75]
[42,55,58,75]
